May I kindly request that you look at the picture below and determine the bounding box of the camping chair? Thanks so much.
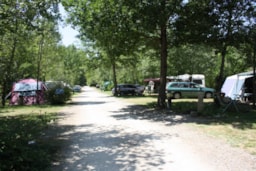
[215,93,239,114]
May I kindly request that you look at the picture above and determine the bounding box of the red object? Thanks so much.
[10,78,47,105]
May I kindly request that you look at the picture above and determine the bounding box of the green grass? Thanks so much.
[0,105,62,171]
[193,111,256,155]
[117,95,158,105]
[0,105,63,117]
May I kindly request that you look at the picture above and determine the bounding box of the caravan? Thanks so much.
[167,74,205,87]
[177,74,205,87]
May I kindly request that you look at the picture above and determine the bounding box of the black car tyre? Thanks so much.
[173,92,181,99]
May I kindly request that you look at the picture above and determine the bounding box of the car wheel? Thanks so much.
[205,92,212,98]
[173,92,181,99]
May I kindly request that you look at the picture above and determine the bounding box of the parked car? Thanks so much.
[166,82,215,99]
[134,84,145,96]
[73,85,82,92]
[112,84,144,96]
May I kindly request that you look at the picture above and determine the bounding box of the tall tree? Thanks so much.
[168,44,217,86]
[0,0,60,106]
[174,0,256,92]
[242,5,256,107]
[62,0,141,95]
[63,0,183,108]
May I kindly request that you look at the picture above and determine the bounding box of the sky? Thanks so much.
[58,4,80,46]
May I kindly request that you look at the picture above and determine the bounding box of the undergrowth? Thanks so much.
[0,113,60,171]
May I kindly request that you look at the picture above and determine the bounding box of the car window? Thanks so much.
[179,83,188,88]
[189,83,195,88]
[190,83,199,88]
[128,85,135,88]
[170,83,179,87]
[183,83,189,88]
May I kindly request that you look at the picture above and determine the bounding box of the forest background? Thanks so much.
[0,0,255,108]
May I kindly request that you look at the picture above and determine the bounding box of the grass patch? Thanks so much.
[0,105,63,117]
[99,90,158,105]
[118,95,158,105]
[0,105,62,171]
[193,111,256,155]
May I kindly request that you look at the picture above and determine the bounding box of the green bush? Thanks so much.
[0,114,60,171]
[45,84,71,105]
[101,81,113,91]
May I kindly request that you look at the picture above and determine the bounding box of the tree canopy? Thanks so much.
[62,0,255,108]
[0,0,255,108]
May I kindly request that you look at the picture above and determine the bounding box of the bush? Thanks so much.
[101,81,113,91]
[45,84,72,105]
[0,114,60,171]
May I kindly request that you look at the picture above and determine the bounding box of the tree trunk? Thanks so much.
[2,36,18,106]
[37,34,44,104]
[111,57,118,96]
[157,18,168,109]
[1,16,19,107]
[1,82,7,106]
[253,41,256,108]
[215,43,227,92]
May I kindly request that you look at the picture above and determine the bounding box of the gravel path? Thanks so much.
[51,86,256,171]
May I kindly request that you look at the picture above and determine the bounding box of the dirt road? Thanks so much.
[51,86,256,171]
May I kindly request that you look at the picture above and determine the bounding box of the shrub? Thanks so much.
[45,84,71,105]
[0,114,60,171]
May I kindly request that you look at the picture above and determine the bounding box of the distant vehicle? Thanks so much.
[112,84,144,96]
[166,82,214,99]
[73,85,82,92]
[134,84,145,96]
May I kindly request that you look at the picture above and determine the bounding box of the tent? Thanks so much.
[10,78,47,105]
[221,71,254,100]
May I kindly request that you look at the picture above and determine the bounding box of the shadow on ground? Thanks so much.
[111,104,256,129]
[111,104,212,126]
[48,102,256,170]
[49,121,171,170]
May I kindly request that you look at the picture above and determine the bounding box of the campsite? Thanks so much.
[1,86,256,171]
[0,1,256,170]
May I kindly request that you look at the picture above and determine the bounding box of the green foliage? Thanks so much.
[0,0,255,108]
[100,81,114,91]
[0,0,61,106]
[174,0,256,91]
[45,84,72,105]
[0,113,59,171]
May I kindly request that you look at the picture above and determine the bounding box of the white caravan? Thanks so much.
[167,74,205,87]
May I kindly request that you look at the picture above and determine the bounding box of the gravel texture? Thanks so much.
[51,86,256,171]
